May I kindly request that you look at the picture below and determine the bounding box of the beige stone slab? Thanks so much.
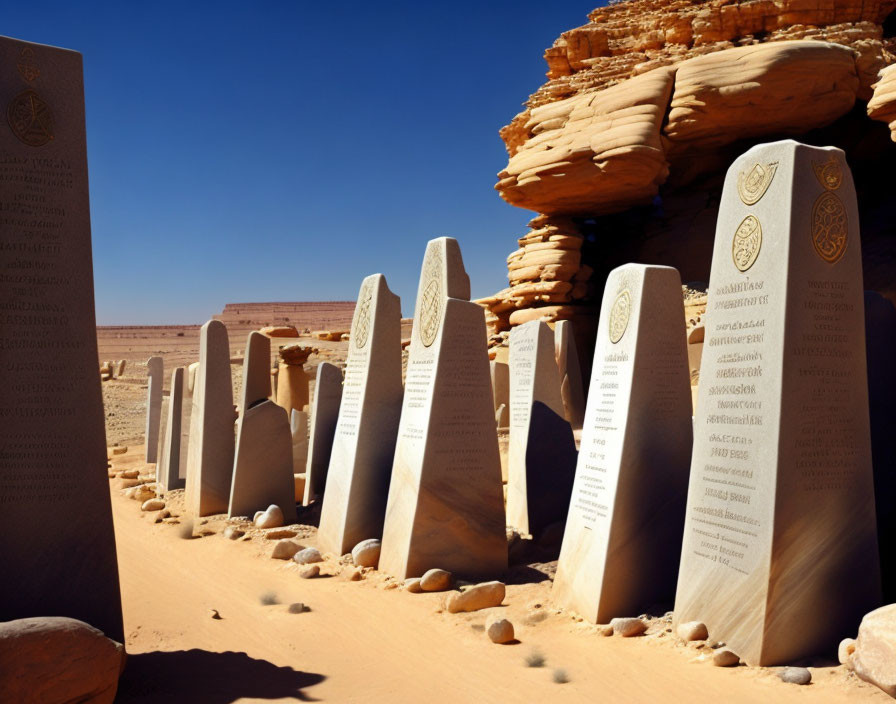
[157,367,186,492]
[380,238,507,580]
[490,361,509,429]
[290,409,309,475]
[507,320,577,536]
[238,331,271,414]
[228,400,296,521]
[303,362,343,506]
[185,320,235,517]
[317,274,403,556]
[674,140,880,665]
[0,36,122,641]
[554,320,586,432]
[145,356,163,462]
[553,264,693,624]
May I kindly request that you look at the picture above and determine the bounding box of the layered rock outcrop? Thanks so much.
[486,0,896,333]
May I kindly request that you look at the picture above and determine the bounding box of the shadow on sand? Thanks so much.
[115,649,326,703]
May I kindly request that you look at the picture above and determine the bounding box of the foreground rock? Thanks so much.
[446,582,505,613]
[676,621,708,642]
[254,504,285,529]
[779,667,811,685]
[293,548,323,565]
[853,604,896,696]
[420,569,452,592]
[352,539,381,568]
[611,617,647,638]
[271,540,303,560]
[487,618,515,644]
[0,617,125,704]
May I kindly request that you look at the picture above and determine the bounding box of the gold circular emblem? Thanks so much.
[7,90,54,147]
[419,247,442,347]
[732,215,762,272]
[352,280,374,349]
[812,156,843,191]
[811,191,848,264]
[608,290,631,344]
[737,162,777,205]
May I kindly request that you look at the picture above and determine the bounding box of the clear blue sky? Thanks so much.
[6,1,596,324]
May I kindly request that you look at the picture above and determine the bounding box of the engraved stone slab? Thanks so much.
[303,362,343,505]
[145,356,163,462]
[317,275,403,555]
[185,320,235,516]
[0,36,122,640]
[507,319,577,536]
[380,238,507,580]
[238,331,271,414]
[554,320,586,432]
[228,400,296,521]
[490,360,509,429]
[674,141,880,665]
[553,264,693,623]
[157,366,186,492]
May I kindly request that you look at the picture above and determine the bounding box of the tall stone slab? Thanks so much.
[490,360,509,429]
[290,409,309,475]
[554,320,586,432]
[317,275,402,556]
[157,367,186,491]
[380,238,507,580]
[0,36,122,640]
[553,265,693,623]
[507,320,577,536]
[303,362,343,505]
[238,331,270,415]
[674,141,880,665]
[145,356,163,462]
[185,320,235,517]
[228,400,296,520]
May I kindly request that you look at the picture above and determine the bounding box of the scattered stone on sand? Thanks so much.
[404,578,423,593]
[118,478,141,490]
[293,547,323,565]
[288,603,306,614]
[255,504,284,529]
[271,540,303,560]
[141,498,165,512]
[713,649,740,667]
[352,539,382,568]
[260,325,299,338]
[299,565,320,579]
[223,526,245,540]
[676,621,708,642]
[598,624,614,637]
[128,484,156,502]
[112,447,128,455]
[779,667,811,685]
[611,617,647,638]
[209,609,222,620]
[852,604,896,696]
[487,618,515,644]
[264,529,298,540]
[420,569,452,592]
[0,617,125,704]
[446,581,506,614]
[349,567,363,581]
[119,469,139,479]
[839,637,856,666]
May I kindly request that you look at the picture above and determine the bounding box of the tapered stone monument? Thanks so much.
[507,320,577,536]
[554,320,586,432]
[185,320,235,516]
[238,331,271,414]
[303,362,343,505]
[0,36,122,640]
[145,356,163,462]
[674,141,880,665]
[553,264,693,623]
[317,274,403,556]
[380,238,507,580]
[490,360,509,429]
[157,367,186,491]
[290,409,309,475]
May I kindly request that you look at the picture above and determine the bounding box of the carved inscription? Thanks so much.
[352,279,373,349]
[810,156,848,264]
[419,246,442,347]
[732,215,762,273]
[737,162,777,205]
[608,290,631,344]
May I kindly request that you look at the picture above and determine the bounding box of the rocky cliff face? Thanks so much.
[483,0,896,336]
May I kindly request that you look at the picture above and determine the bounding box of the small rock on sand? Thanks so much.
[487,618,515,644]
[223,526,244,540]
[112,447,128,455]
[676,621,708,642]
[446,581,505,614]
[264,529,298,540]
[348,568,363,581]
[713,649,740,667]
[352,539,381,568]
[209,609,221,620]
[598,624,614,637]
[288,603,306,614]
[839,638,856,665]
[255,505,284,529]
[140,499,165,512]
[120,469,139,479]
[780,667,811,685]
[420,569,452,592]
[293,547,323,565]
[404,578,423,593]
[299,565,320,579]
[611,618,646,638]
[271,540,302,560]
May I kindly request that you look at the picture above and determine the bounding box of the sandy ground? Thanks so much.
[106,446,888,704]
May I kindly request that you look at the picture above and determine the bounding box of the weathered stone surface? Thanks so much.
[780,667,811,685]
[299,564,320,579]
[0,617,125,704]
[713,649,740,667]
[553,265,692,624]
[141,499,165,512]
[145,356,164,462]
[677,621,708,642]
[554,319,586,432]
[255,504,284,529]
[0,37,123,641]
[185,320,235,517]
[352,538,381,568]
[839,637,857,665]
[611,617,647,638]
[445,581,506,613]
[260,325,299,338]
[293,547,323,565]
[238,332,271,414]
[271,540,302,560]
[419,568,452,592]
[157,367,186,492]
[318,274,403,556]
[487,618,515,644]
[303,362,342,505]
[868,64,896,141]
[507,320,577,536]
[853,604,896,696]
[380,238,507,580]
[674,142,880,665]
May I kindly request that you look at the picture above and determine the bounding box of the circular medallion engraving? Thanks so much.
[812,156,843,191]
[811,191,848,264]
[419,247,443,347]
[7,90,54,147]
[732,215,762,272]
[352,279,374,349]
[737,162,777,205]
[608,290,631,344]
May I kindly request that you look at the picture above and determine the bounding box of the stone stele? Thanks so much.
[157,366,186,492]
[144,356,163,462]
[553,264,693,623]
[0,36,123,641]
[290,409,309,476]
[506,319,577,536]
[317,274,403,556]
[238,331,271,415]
[185,319,235,516]
[674,140,880,665]
[303,361,343,506]
[380,238,507,580]
[554,319,586,433]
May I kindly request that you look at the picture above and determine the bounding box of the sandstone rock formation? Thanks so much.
[868,63,896,139]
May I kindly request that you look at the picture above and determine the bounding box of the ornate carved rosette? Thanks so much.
[732,215,762,272]
[7,89,53,147]
[352,279,374,349]
[608,289,631,344]
[419,246,443,347]
[737,162,777,205]
[810,156,848,264]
